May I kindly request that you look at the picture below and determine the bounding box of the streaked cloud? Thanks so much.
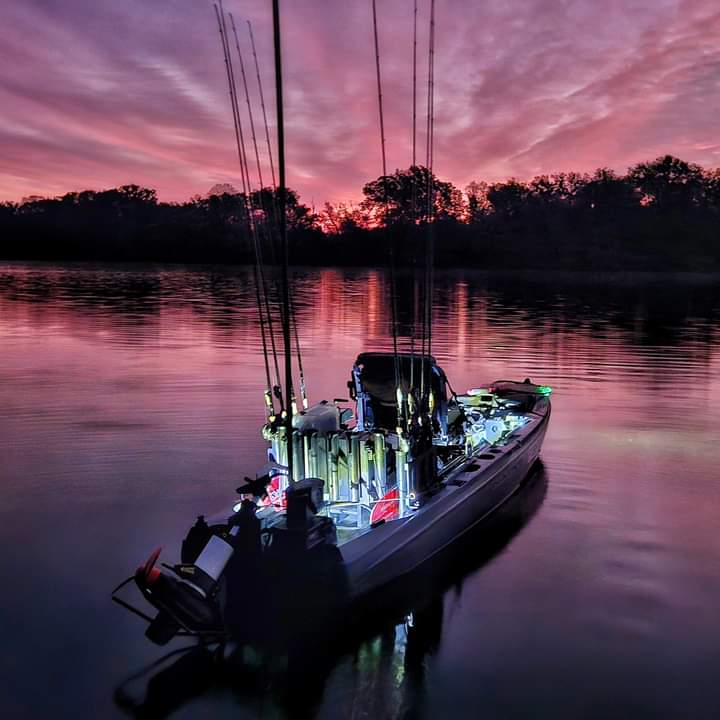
[0,0,718,205]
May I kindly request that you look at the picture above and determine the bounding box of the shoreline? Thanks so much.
[2,258,720,284]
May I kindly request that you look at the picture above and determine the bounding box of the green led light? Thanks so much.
[537,385,553,395]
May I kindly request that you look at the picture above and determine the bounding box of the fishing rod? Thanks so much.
[215,1,283,419]
[248,20,277,189]
[272,0,294,482]
[245,18,308,412]
[214,3,248,196]
[227,10,288,419]
[371,0,388,180]
[409,0,419,403]
[422,0,436,421]
[214,2,274,419]
[229,13,264,189]
[371,0,404,432]
[412,0,418,170]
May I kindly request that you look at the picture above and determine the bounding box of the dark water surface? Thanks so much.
[2,262,720,719]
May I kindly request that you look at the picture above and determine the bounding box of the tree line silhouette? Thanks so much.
[1,155,718,270]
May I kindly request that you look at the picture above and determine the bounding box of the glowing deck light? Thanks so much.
[537,385,553,395]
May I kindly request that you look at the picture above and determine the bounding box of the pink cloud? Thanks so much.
[0,0,718,206]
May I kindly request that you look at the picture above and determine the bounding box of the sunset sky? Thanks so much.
[1,0,718,206]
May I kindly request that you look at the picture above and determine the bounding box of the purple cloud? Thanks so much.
[0,0,718,205]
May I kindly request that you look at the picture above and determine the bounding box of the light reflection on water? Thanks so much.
[1,262,720,719]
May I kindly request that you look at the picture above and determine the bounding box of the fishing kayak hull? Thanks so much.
[341,402,550,599]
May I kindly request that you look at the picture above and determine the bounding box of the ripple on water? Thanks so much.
[1,263,720,719]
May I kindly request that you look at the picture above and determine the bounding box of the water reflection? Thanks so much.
[2,264,719,344]
[1,262,720,719]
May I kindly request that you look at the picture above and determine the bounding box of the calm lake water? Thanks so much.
[1,261,720,719]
